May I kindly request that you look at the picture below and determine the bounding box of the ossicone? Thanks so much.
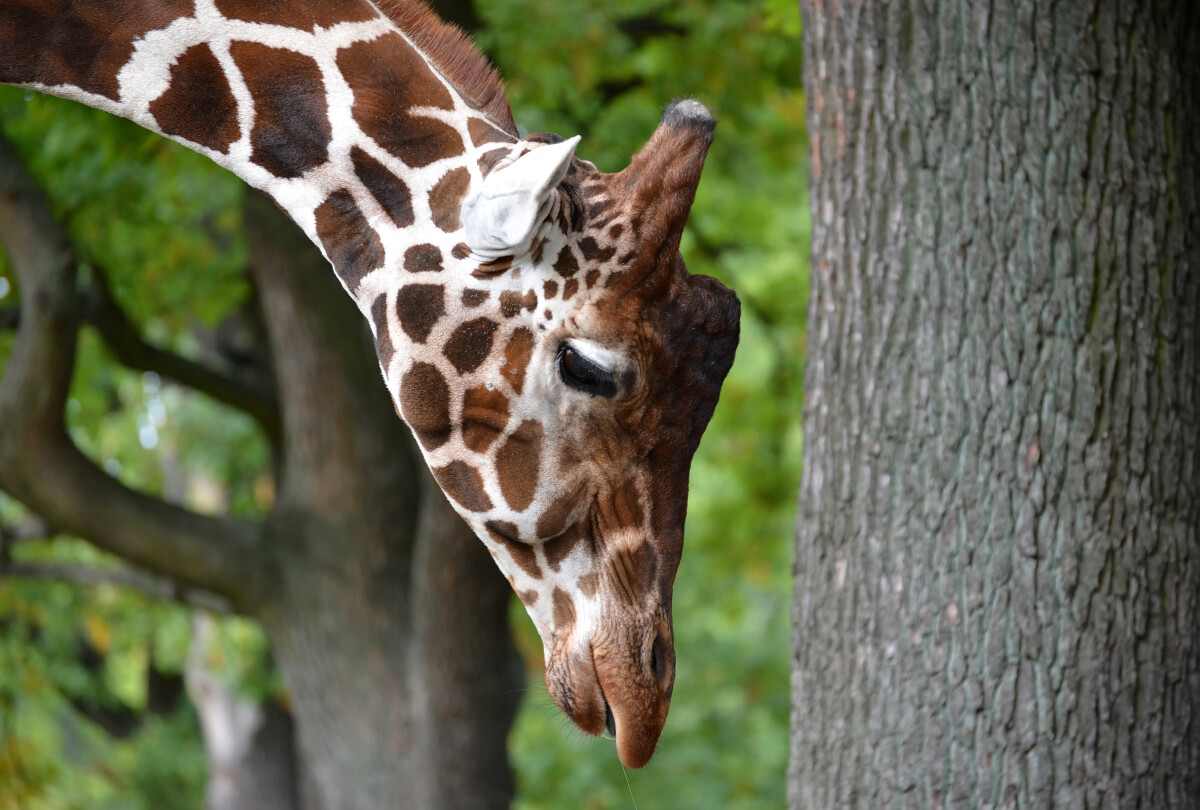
[615,98,716,254]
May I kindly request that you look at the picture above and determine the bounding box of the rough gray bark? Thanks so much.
[791,1,1200,808]
[0,136,522,809]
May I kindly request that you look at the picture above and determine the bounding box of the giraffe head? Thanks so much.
[392,99,739,768]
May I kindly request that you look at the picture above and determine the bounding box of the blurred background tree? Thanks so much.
[0,1,806,808]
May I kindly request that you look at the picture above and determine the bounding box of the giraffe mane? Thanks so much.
[374,0,518,136]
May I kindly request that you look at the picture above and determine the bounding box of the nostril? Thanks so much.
[651,632,669,686]
[604,700,616,737]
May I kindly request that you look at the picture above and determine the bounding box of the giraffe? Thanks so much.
[0,0,740,769]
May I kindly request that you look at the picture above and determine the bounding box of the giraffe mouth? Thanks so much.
[545,638,667,768]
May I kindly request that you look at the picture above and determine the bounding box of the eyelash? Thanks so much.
[557,343,618,397]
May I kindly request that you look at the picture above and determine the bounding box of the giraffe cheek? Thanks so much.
[493,420,543,512]
[535,484,584,541]
[461,385,511,453]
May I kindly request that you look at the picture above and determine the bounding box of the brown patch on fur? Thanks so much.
[544,524,585,572]
[395,284,445,344]
[563,278,579,301]
[609,544,657,608]
[537,488,581,540]
[462,385,510,453]
[375,0,517,133]
[609,478,647,531]
[230,42,330,177]
[443,317,497,374]
[451,243,472,260]
[404,244,443,273]
[149,43,240,153]
[486,521,542,579]
[502,328,534,395]
[461,288,489,307]
[478,147,510,177]
[519,590,539,606]
[543,280,559,300]
[0,0,191,101]
[338,33,463,168]
[472,255,515,279]
[352,146,414,227]
[433,461,493,512]
[315,190,384,290]
[429,167,470,232]
[531,237,547,265]
[370,294,394,368]
[215,0,375,27]
[499,290,537,319]
[608,223,625,240]
[400,362,451,450]
[552,588,576,632]
[469,116,514,147]
[586,198,615,219]
[577,573,598,598]
[553,245,579,277]
[494,420,543,512]
[578,236,616,263]
[585,269,600,289]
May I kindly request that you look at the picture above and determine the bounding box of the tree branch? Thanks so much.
[83,268,282,444]
[0,303,17,330]
[0,130,266,612]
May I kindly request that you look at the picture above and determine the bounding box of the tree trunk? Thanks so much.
[791,1,1200,808]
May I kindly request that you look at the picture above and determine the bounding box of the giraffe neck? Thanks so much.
[0,0,518,311]
[0,0,585,640]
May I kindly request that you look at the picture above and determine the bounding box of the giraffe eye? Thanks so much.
[557,344,617,397]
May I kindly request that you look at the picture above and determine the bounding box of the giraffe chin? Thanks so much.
[544,639,670,769]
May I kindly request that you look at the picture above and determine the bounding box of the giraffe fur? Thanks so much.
[0,0,740,769]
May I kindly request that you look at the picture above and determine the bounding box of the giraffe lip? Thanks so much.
[595,669,616,736]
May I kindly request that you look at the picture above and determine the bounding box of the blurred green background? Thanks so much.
[0,0,807,807]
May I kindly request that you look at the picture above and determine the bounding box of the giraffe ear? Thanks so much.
[461,135,580,259]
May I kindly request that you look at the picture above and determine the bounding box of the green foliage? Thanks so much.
[0,87,274,808]
[0,524,207,810]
